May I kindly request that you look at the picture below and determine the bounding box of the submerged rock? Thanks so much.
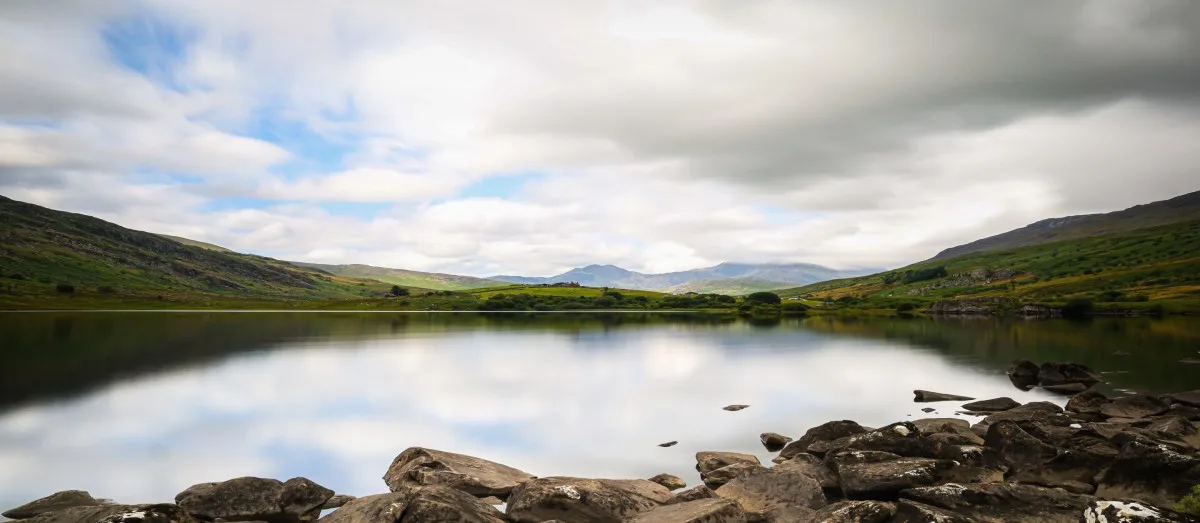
[626,498,745,523]
[658,441,678,448]
[759,432,792,452]
[1043,383,1091,395]
[1037,362,1102,387]
[913,390,975,402]
[382,447,535,499]
[175,477,332,523]
[723,405,749,412]
[3,491,106,520]
[506,477,670,523]
[961,398,1020,412]
[647,474,686,491]
[317,487,504,523]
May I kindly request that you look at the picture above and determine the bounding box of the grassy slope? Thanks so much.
[291,262,504,291]
[156,234,234,253]
[664,277,797,295]
[0,195,420,305]
[777,219,1200,308]
[465,284,666,299]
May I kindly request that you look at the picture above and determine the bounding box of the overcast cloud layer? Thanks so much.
[2,0,1199,276]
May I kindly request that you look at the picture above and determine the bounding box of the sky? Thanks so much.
[2,0,1199,277]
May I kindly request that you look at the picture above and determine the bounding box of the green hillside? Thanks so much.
[664,277,795,295]
[777,219,1200,311]
[0,195,409,305]
[292,262,504,291]
[156,234,234,253]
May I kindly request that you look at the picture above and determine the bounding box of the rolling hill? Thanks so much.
[290,262,505,291]
[776,191,1200,310]
[0,195,402,302]
[933,189,1200,260]
[493,262,874,294]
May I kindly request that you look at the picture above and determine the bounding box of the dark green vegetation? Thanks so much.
[1180,484,1200,515]
[779,217,1200,314]
[934,189,1200,259]
[492,262,874,293]
[291,262,505,291]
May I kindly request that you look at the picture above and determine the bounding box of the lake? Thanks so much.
[0,312,1197,511]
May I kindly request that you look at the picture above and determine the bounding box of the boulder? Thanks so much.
[961,398,1020,413]
[321,495,355,510]
[1100,395,1171,420]
[778,421,868,459]
[817,422,933,458]
[786,454,840,497]
[316,488,504,523]
[21,504,195,523]
[837,458,954,500]
[899,482,1095,523]
[1095,439,1200,507]
[505,478,670,523]
[760,432,792,452]
[702,463,765,489]
[1066,391,1109,414]
[658,441,678,448]
[382,447,535,499]
[891,500,979,523]
[983,420,1059,473]
[714,461,827,521]
[626,499,746,523]
[972,402,1069,436]
[696,452,761,475]
[801,501,895,523]
[1144,416,1200,450]
[1007,448,1111,493]
[824,451,901,474]
[913,390,975,403]
[1081,500,1200,522]
[1168,391,1200,407]
[175,477,333,523]
[1037,362,1101,387]
[1168,404,1200,421]
[723,405,750,412]
[3,491,106,520]
[666,486,717,505]
[648,474,686,491]
[1007,360,1039,379]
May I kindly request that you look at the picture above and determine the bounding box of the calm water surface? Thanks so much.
[0,312,1197,510]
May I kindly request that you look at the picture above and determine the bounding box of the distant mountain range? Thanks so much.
[492,262,877,294]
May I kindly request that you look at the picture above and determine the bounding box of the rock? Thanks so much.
[714,461,826,521]
[911,418,970,434]
[702,463,765,489]
[972,402,1069,436]
[818,422,933,458]
[320,495,356,510]
[1043,383,1091,395]
[914,419,985,448]
[913,390,975,402]
[626,499,745,523]
[658,441,678,448]
[1038,362,1102,387]
[1145,416,1200,449]
[317,487,504,523]
[891,500,979,522]
[902,482,1096,522]
[1067,391,1109,414]
[760,432,792,452]
[648,474,687,491]
[1100,395,1171,420]
[3,491,106,520]
[961,398,1020,412]
[824,451,901,473]
[723,405,749,412]
[382,447,535,499]
[1008,360,1039,379]
[786,454,840,497]
[1168,404,1200,421]
[1168,391,1200,407]
[696,451,761,475]
[837,458,954,500]
[506,478,670,523]
[21,504,194,523]
[802,501,895,523]
[1095,439,1200,507]
[1180,359,1200,364]
[984,420,1059,474]
[666,486,717,505]
[1081,500,1200,522]
[921,408,935,413]
[779,421,868,459]
[176,477,333,523]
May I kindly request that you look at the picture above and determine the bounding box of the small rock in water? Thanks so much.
[658,441,678,447]
[961,397,1021,412]
[913,390,975,402]
[1042,382,1091,395]
[921,408,936,413]
[1180,358,1200,364]
[1113,350,1130,356]
[723,404,749,411]
[760,432,793,452]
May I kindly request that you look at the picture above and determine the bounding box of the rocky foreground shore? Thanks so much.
[4,364,1200,523]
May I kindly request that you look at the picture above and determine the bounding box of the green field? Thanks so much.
[777,219,1200,312]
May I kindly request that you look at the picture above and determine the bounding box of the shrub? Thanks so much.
[55,283,75,294]
[389,285,410,297]
[1179,484,1200,515]
[781,302,809,314]
[97,286,115,294]
[896,302,916,312]
[744,292,782,305]
[1061,298,1093,318]
[8,273,24,280]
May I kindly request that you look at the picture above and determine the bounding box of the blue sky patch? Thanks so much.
[102,10,197,92]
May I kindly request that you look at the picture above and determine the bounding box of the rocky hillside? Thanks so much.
[290,262,505,291]
[934,189,1200,260]
[6,380,1199,522]
[0,195,396,301]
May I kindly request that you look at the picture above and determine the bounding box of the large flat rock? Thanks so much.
[383,448,535,499]
[317,488,504,523]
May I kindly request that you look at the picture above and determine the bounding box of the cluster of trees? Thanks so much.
[882,266,949,285]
